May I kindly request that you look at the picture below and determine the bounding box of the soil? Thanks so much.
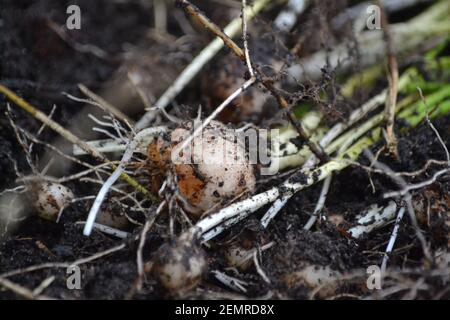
[0,0,449,300]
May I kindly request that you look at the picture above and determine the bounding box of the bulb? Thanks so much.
[283,265,340,298]
[33,182,74,221]
[148,120,256,218]
[152,232,207,294]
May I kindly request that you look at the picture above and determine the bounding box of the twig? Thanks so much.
[253,250,270,284]
[78,84,133,126]
[32,276,55,296]
[303,175,332,230]
[381,206,406,277]
[180,0,245,61]
[383,168,450,198]
[212,270,248,293]
[75,221,130,239]
[136,217,156,290]
[0,243,126,278]
[378,0,399,156]
[417,87,450,165]
[0,276,54,300]
[241,0,254,78]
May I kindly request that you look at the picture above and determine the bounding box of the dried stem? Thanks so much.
[241,0,254,78]
[378,0,399,156]
[0,276,54,300]
[78,84,133,126]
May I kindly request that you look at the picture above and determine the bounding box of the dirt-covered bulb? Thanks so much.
[148,120,256,218]
[152,232,207,294]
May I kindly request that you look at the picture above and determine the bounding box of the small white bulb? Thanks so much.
[34,182,74,221]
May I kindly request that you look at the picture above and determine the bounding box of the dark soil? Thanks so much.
[0,0,449,300]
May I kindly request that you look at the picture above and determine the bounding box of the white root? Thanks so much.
[196,187,280,237]
[76,221,130,239]
[384,168,450,199]
[303,175,332,230]
[212,270,248,293]
[253,250,271,284]
[83,126,167,236]
[223,242,275,270]
[381,206,406,276]
[73,139,126,155]
[260,195,290,229]
[347,201,398,239]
